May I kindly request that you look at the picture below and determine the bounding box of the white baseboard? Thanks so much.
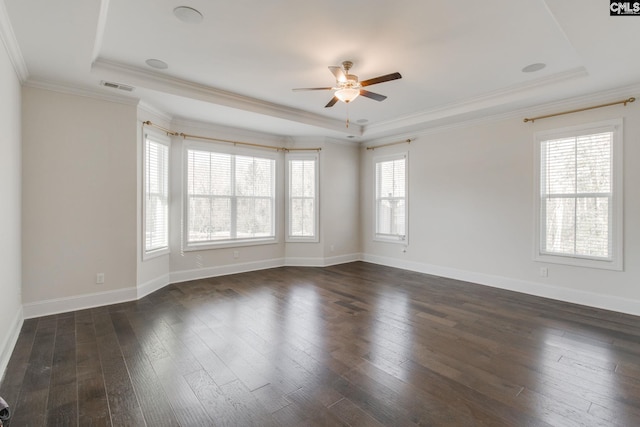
[137,274,170,299]
[362,253,640,317]
[169,258,285,284]
[22,251,635,321]
[285,252,362,267]
[0,306,23,381]
[19,254,363,320]
[170,252,363,282]
[22,286,138,319]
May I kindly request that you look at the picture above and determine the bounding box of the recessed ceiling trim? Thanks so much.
[365,66,588,137]
[0,0,29,82]
[90,0,110,62]
[361,81,640,145]
[91,58,362,136]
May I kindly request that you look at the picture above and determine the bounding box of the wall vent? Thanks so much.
[100,80,135,92]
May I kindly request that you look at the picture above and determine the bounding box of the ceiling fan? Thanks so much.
[293,61,402,108]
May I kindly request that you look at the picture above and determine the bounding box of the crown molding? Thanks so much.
[25,78,140,106]
[0,0,28,82]
[170,116,288,145]
[362,81,640,146]
[137,100,172,123]
[91,58,362,136]
[515,82,640,123]
[364,67,589,138]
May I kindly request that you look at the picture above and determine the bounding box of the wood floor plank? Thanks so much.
[2,262,640,426]
[110,311,180,427]
[150,357,214,426]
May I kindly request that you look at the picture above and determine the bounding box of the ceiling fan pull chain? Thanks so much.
[346,103,350,128]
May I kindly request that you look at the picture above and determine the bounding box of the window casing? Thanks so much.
[286,153,319,242]
[374,153,408,242]
[184,144,276,249]
[143,131,170,258]
[534,119,623,270]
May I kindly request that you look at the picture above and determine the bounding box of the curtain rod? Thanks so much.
[365,138,413,150]
[523,97,635,123]
[142,121,321,152]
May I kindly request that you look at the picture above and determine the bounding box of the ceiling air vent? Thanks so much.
[100,80,135,92]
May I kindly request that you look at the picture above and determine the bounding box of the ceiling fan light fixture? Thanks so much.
[335,88,360,103]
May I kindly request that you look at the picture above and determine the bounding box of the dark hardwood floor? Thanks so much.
[2,262,640,426]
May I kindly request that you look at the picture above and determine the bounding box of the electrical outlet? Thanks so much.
[539,267,548,277]
[233,250,239,259]
[330,245,335,252]
[96,273,105,284]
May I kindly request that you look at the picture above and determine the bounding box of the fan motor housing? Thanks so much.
[345,74,359,85]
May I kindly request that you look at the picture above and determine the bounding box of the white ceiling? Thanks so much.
[4,0,640,141]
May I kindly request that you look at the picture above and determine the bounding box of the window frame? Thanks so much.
[182,141,277,251]
[286,152,320,243]
[533,119,623,271]
[142,129,170,260]
[373,152,408,244]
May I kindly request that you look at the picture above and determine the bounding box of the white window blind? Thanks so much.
[287,154,318,241]
[375,154,407,241]
[536,119,622,270]
[144,133,169,255]
[186,148,275,246]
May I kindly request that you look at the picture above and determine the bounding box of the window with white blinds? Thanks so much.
[535,119,622,270]
[143,132,170,256]
[185,147,275,247]
[287,153,318,242]
[375,154,407,242]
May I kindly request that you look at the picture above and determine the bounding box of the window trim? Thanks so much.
[533,119,623,271]
[373,152,408,244]
[286,152,320,243]
[182,141,278,251]
[142,129,170,260]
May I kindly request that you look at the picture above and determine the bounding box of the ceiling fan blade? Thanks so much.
[325,96,339,108]
[329,66,347,82]
[360,89,387,102]
[360,72,402,87]
[292,87,333,91]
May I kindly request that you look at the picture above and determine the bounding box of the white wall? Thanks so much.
[0,27,23,378]
[320,139,361,259]
[22,87,138,311]
[361,103,640,315]
[284,137,361,265]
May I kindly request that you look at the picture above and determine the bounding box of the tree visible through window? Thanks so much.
[186,148,275,246]
[536,120,622,270]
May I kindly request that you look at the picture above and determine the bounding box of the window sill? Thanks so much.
[143,247,170,261]
[374,235,407,245]
[535,252,622,271]
[184,237,278,251]
[285,236,319,243]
